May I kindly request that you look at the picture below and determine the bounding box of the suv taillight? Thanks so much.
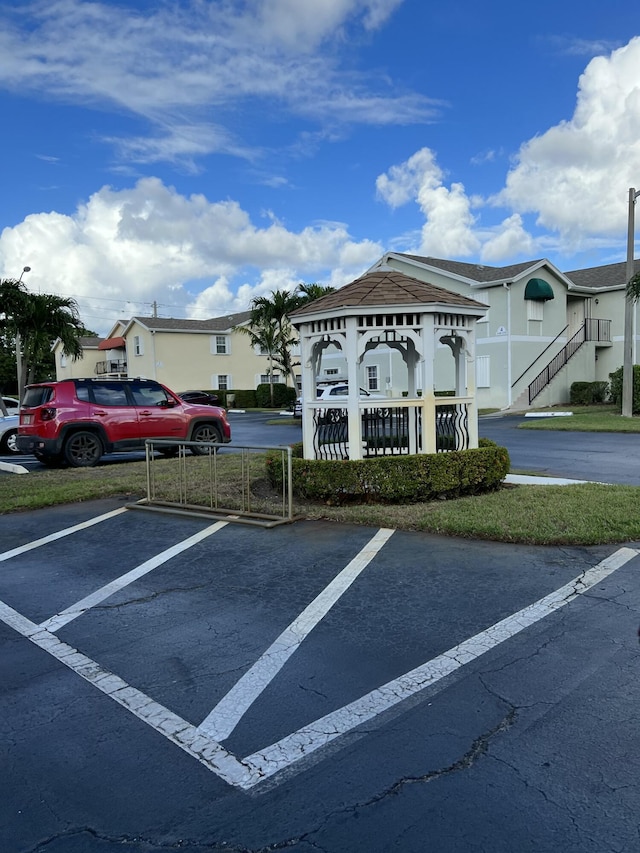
[40,407,57,421]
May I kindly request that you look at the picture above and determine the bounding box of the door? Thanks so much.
[129,382,188,440]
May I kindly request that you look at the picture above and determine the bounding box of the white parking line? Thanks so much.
[0,538,636,792]
[241,547,639,785]
[39,521,228,633]
[0,508,128,562]
[196,527,395,742]
[0,598,251,789]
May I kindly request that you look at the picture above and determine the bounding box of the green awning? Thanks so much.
[524,277,554,301]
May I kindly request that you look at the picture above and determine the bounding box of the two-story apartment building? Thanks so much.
[53,311,298,394]
[53,254,640,410]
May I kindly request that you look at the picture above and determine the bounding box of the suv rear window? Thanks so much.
[22,386,54,407]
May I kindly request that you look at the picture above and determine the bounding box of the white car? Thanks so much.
[1,396,19,416]
[0,415,20,455]
[294,384,387,417]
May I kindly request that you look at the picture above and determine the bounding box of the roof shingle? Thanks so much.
[291,269,487,317]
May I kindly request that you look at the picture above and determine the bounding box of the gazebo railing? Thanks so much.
[309,398,472,460]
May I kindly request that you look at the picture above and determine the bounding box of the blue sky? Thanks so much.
[0,0,639,335]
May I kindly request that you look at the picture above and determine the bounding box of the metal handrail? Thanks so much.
[528,326,586,404]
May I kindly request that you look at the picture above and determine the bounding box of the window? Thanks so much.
[133,335,144,356]
[527,300,544,322]
[324,368,339,377]
[475,290,489,322]
[92,382,129,406]
[366,366,379,391]
[60,354,67,368]
[215,374,230,390]
[260,373,281,384]
[212,335,229,355]
[131,384,171,406]
[476,355,490,388]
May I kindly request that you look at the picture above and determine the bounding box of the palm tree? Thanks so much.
[0,279,85,400]
[241,285,337,395]
[249,289,301,388]
[295,282,336,305]
[234,321,281,406]
[627,270,640,301]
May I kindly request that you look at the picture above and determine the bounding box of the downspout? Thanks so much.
[504,282,512,406]
[151,330,157,380]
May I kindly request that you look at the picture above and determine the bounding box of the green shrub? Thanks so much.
[570,381,609,405]
[265,439,510,506]
[608,365,640,412]
[255,383,297,408]
[231,389,258,408]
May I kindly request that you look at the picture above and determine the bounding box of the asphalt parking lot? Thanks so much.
[2,497,640,852]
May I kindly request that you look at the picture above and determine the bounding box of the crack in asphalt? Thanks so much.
[24,826,325,853]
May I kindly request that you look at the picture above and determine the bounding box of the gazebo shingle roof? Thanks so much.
[290,270,487,317]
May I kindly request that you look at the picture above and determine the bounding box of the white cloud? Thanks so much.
[252,0,403,48]
[497,37,640,243]
[480,215,535,263]
[0,0,433,167]
[374,37,640,263]
[0,178,382,334]
[377,148,481,257]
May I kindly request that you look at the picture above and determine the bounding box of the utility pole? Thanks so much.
[622,189,639,417]
[15,266,31,402]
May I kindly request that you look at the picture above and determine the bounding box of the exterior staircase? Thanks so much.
[503,319,611,412]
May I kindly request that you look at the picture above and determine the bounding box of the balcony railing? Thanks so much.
[95,360,128,376]
[584,318,611,342]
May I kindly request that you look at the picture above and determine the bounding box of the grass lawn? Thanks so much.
[517,404,640,432]
[3,405,640,546]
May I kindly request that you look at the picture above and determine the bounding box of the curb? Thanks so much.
[0,460,29,475]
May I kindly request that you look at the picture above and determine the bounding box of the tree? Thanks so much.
[627,270,640,301]
[233,321,281,406]
[248,289,301,389]
[295,282,336,305]
[0,279,86,404]
[238,284,338,397]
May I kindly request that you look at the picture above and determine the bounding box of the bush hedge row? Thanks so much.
[608,365,640,413]
[265,438,510,505]
[569,381,609,405]
[211,384,297,409]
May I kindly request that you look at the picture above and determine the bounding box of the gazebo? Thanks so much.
[290,269,488,461]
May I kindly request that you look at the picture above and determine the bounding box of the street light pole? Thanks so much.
[15,266,31,403]
[622,190,639,417]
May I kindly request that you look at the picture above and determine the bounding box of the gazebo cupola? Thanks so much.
[290,269,488,461]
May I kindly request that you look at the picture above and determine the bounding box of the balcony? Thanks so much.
[95,360,128,377]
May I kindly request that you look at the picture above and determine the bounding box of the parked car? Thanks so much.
[1,396,20,416]
[178,390,220,406]
[294,384,388,418]
[16,378,232,468]
[0,415,20,455]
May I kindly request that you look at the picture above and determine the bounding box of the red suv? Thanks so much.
[16,378,231,467]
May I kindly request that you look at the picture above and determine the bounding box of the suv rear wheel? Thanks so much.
[64,431,104,467]
[191,423,222,455]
